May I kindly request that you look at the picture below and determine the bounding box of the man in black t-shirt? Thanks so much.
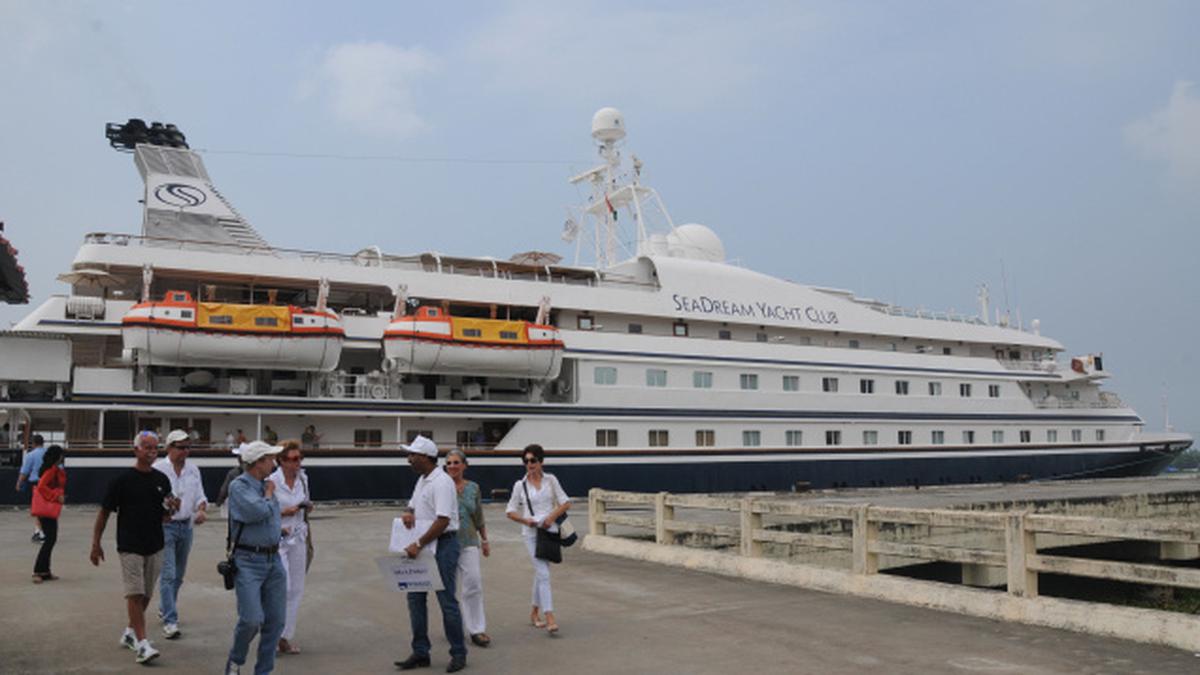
[90,431,180,666]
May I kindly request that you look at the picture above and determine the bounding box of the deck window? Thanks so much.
[596,429,619,447]
[693,371,713,389]
[895,380,910,395]
[695,429,715,447]
[646,369,667,387]
[1071,429,1082,442]
[859,379,875,394]
[353,429,383,448]
[740,374,759,390]
[577,315,594,331]
[1020,430,1031,443]
[673,322,688,337]
[862,430,878,445]
[1047,430,1058,443]
[963,430,975,444]
[1095,429,1105,442]
[992,430,1005,444]
[959,383,972,398]
[825,430,842,446]
[756,332,768,343]
[822,377,839,393]
[931,430,945,445]
[742,430,761,447]
[255,317,278,327]
[848,339,860,349]
[594,367,617,385]
[898,431,913,445]
[649,430,669,447]
[988,384,1001,398]
[928,382,942,396]
[786,430,803,446]
[718,329,732,340]
[627,323,643,334]
[782,375,800,392]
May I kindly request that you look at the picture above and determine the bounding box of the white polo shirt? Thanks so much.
[409,465,459,533]
[152,457,209,523]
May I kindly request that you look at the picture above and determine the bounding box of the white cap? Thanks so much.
[401,435,438,457]
[164,429,191,447]
[240,440,283,464]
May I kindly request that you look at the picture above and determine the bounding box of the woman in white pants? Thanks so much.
[268,440,312,655]
[445,449,491,647]
[505,444,570,635]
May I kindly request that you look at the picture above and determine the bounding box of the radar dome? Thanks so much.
[591,107,626,143]
[666,224,725,262]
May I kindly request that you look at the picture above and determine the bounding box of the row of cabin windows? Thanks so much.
[206,315,279,327]
[462,328,520,340]
[596,428,1108,447]
[577,316,962,354]
[597,367,1005,398]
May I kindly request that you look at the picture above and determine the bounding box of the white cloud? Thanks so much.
[1125,81,1200,186]
[463,4,814,108]
[305,42,437,140]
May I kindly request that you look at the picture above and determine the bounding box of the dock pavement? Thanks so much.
[1,503,1196,674]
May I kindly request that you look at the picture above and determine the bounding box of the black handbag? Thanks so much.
[524,479,562,564]
[219,518,244,590]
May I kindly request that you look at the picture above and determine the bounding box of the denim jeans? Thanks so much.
[406,533,466,659]
[227,551,287,675]
[159,521,193,623]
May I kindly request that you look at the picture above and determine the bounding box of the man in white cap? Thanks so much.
[395,435,467,673]
[224,441,286,675]
[152,429,209,639]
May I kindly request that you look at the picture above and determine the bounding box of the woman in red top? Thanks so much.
[32,445,66,583]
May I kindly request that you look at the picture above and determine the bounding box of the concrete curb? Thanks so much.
[583,534,1200,652]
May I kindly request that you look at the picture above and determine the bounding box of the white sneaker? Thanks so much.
[135,639,160,664]
[224,661,241,675]
[162,622,181,639]
[119,627,137,651]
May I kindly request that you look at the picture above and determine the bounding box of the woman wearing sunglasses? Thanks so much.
[269,440,313,655]
[505,444,570,635]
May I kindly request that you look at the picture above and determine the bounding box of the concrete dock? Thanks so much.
[2,503,1197,674]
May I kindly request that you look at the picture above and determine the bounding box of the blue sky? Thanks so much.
[1,1,1197,437]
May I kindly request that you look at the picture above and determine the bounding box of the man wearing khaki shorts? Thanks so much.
[91,431,180,666]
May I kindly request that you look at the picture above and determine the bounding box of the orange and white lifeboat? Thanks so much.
[122,290,344,371]
[383,306,563,379]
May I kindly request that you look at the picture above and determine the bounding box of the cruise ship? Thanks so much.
[0,110,1191,503]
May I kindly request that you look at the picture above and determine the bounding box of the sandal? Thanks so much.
[278,639,301,654]
[546,622,559,635]
[531,617,547,629]
[470,633,491,647]
[31,575,44,584]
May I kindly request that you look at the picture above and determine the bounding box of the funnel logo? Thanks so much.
[154,183,207,208]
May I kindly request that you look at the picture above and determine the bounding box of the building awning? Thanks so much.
[0,231,30,304]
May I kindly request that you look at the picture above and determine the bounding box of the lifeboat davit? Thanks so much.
[383,306,563,379]
[122,291,344,371]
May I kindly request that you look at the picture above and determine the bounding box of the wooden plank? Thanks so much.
[1025,514,1200,543]
[1030,554,1200,590]
[871,541,1007,566]
[663,519,740,538]
[869,507,1007,531]
[664,494,743,511]
[754,529,851,550]
[593,490,656,506]
[597,513,655,529]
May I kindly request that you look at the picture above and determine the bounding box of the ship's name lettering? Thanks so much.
[671,294,838,325]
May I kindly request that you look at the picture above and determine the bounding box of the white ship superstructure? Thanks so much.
[0,112,1190,501]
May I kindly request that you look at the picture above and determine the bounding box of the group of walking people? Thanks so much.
[18,429,572,674]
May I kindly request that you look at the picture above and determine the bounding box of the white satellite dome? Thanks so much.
[591,107,626,143]
[666,224,725,262]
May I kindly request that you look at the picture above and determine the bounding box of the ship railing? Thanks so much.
[82,232,657,290]
[999,359,1059,372]
[587,488,1200,614]
[1033,397,1125,409]
[869,304,989,326]
[57,439,504,453]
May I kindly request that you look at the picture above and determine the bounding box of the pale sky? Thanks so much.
[1,1,1197,438]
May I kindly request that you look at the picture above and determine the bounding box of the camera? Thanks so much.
[217,558,237,590]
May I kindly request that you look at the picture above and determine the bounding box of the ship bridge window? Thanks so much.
[673,322,688,337]
[209,315,233,325]
[695,429,715,447]
[649,430,669,447]
[594,367,617,385]
[255,317,278,327]
[499,331,519,340]
[577,315,594,331]
[646,369,667,387]
[462,328,482,338]
[595,429,618,447]
[782,375,799,391]
[693,371,713,389]
[895,380,910,395]
[859,379,875,394]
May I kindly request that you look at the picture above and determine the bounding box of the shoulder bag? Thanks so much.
[31,487,62,519]
[302,472,314,572]
[218,513,245,590]
[524,479,562,564]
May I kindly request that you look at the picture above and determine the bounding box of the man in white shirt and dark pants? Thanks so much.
[395,436,467,673]
[152,429,209,640]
